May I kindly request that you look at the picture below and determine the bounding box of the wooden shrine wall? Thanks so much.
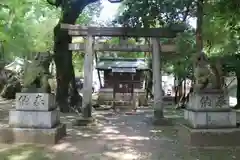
[103,70,144,91]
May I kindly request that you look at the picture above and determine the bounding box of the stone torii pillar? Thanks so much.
[82,36,94,118]
[151,38,164,123]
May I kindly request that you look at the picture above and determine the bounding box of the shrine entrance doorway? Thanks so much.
[112,67,136,110]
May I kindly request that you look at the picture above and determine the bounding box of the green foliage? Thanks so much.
[203,0,240,56]
[114,0,240,78]
[115,0,196,28]
[202,0,240,74]
[113,0,198,79]
[103,37,145,58]
[0,0,60,60]
[72,52,84,74]
[172,30,196,79]
[0,0,101,63]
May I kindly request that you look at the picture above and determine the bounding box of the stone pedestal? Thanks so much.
[0,93,66,144]
[178,89,240,147]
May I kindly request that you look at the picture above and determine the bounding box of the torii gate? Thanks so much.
[61,24,184,122]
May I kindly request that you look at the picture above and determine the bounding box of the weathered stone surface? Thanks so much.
[152,117,173,126]
[97,88,148,106]
[16,93,56,111]
[154,108,164,119]
[178,123,240,147]
[21,52,52,93]
[73,117,96,126]
[236,110,240,124]
[184,109,236,128]
[188,90,229,111]
[0,123,66,144]
[1,76,22,99]
[9,110,59,128]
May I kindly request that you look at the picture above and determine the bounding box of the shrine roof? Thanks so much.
[96,58,149,70]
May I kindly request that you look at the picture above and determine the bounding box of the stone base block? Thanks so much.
[97,89,148,106]
[154,109,164,118]
[72,117,96,126]
[236,110,240,124]
[152,117,173,126]
[152,109,173,126]
[184,109,236,128]
[178,123,240,147]
[0,123,66,144]
[94,105,112,111]
[9,110,59,128]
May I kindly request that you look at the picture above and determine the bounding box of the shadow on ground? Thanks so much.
[0,102,239,160]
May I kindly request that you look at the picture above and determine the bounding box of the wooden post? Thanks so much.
[82,36,94,118]
[151,38,163,119]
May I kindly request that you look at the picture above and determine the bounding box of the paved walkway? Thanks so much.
[0,105,239,159]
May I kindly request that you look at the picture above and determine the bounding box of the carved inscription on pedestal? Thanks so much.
[16,93,53,111]
[200,96,212,108]
[18,95,30,106]
[33,94,45,107]
[18,94,45,108]
[215,94,227,108]
[199,94,228,109]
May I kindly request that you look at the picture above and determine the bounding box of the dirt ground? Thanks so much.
[0,99,239,160]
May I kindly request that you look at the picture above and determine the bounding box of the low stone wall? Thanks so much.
[97,88,147,106]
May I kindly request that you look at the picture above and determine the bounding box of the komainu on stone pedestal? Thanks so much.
[185,89,236,129]
[193,52,224,91]
[0,92,66,144]
[186,52,232,128]
[22,52,52,93]
[178,52,240,147]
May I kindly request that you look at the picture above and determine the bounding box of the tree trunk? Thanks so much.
[174,87,178,104]
[196,0,203,52]
[54,23,71,112]
[53,2,94,112]
[179,81,183,102]
[174,76,178,104]
[235,72,240,109]
[146,59,153,99]
[182,79,186,105]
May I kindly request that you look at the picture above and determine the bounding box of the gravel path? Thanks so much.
[0,102,239,160]
[52,108,240,160]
